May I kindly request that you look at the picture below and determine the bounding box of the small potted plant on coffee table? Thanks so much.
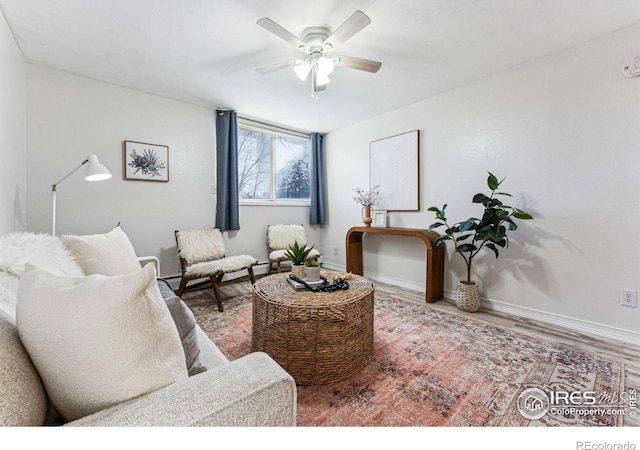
[284,241,314,279]
[304,258,321,282]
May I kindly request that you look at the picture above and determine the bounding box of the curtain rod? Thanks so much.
[238,115,310,139]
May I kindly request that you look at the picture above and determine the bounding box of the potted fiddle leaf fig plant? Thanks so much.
[284,241,314,279]
[428,172,533,312]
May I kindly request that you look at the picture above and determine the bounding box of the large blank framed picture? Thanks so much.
[369,130,420,211]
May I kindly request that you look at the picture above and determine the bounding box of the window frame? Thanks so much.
[237,118,311,207]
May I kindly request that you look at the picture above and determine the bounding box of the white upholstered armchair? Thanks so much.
[267,224,321,273]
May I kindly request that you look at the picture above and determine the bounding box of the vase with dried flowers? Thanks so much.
[353,185,380,227]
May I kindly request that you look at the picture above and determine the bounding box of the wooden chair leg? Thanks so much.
[276,260,282,273]
[210,274,224,312]
[176,276,189,297]
[247,266,256,284]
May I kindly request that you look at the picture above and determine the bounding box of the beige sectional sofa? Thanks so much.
[0,230,296,426]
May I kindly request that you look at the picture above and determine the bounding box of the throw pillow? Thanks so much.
[156,278,207,376]
[0,232,84,277]
[16,263,188,421]
[0,312,48,426]
[61,226,141,276]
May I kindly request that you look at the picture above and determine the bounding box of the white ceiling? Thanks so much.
[1,0,639,133]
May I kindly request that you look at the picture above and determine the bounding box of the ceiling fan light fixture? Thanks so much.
[316,70,331,86]
[317,56,335,75]
[294,60,312,81]
[257,10,380,99]
[311,71,320,99]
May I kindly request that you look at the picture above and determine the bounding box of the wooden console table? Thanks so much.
[345,226,445,303]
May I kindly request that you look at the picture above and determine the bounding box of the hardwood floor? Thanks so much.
[178,274,640,427]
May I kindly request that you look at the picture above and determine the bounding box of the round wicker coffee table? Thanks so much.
[251,271,375,385]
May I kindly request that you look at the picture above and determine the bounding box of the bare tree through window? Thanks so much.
[238,125,310,201]
[238,128,271,199]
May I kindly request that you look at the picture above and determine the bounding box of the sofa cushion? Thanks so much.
[194,327,230,368]
[16,263,188,421]
[157,278,207,376]
[61,226,141,276]
[0,312,48,426]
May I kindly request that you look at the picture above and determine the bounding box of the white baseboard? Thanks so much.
[323,262,640,346]
[476,294,640,346]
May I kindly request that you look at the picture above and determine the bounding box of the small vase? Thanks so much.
[305,266,321,282]
[362,205,373,227]
[291,264,305,279]
[455,281,481,312]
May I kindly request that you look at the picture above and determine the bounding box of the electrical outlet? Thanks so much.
[333,246,338,255]
[620,289,637,308]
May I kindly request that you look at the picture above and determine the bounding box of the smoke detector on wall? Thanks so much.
[622,57,640,78]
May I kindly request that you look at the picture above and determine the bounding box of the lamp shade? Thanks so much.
[294,60,312,81]
[84,155,112,181]
[316,71,331,86]
[317,56,335,75]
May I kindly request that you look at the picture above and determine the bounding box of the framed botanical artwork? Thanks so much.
[369,130,420,211]
[372,210,387,227]
[123,140,169,182]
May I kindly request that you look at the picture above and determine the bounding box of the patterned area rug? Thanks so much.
[190,293,625,427]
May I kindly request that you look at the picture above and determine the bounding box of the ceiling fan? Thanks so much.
[255,10,382,99]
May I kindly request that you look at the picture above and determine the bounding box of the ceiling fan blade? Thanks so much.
[257,18,307,51]
[335,55,382,73]
[256,58,301,75]
[322,10,371,51]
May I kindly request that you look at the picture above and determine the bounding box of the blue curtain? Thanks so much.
[309,132,325,225]
[215,110,240,231]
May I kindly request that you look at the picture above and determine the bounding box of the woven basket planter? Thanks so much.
[291,264,305,279]
[455,281,480,312]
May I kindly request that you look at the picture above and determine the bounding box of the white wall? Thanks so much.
[27,66,215,275]
[0,9,26,234]
[23,21,636,340]
[25,66,322,276]
[322,24,640,340]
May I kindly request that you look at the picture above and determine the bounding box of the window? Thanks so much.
[238,120,311,204]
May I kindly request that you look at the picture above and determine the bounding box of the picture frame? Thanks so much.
[123,140,169,182]
[369,130,420,211]
[372,210,388,228]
